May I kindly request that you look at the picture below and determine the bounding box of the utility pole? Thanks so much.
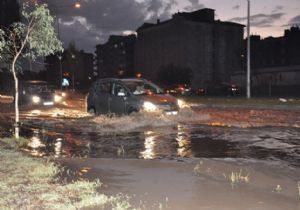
[46,2,81,90]
[56,16,63,90]
[247,0,251,98]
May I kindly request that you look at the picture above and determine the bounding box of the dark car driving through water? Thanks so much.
[87,78,186,115]
[18,80,63,106]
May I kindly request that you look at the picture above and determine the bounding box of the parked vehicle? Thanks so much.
[86,78,182,115]
[18,80,63,106]
[196,83,240,96]
[165,84,192,95]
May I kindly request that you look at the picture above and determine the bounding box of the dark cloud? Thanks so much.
[287,15,300,25]
[22,0,177,52]
[232,5,240,10]
[229,13,285,27]
[272,5,283,13]
[145,0,178,21]
[184,0,205,12]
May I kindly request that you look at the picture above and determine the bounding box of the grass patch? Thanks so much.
[297,181,300,198]
[273,184,283,193]
[223,170,250,188]
[0,137,30,148]
[0,138,137,210]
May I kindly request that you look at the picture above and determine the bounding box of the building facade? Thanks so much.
[232,26,300,96]
[96,35,136,78]
[134,8,244,88]
[247,26,300,69]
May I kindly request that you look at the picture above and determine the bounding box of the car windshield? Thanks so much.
[28,84,52,93]
[123,81,164,96]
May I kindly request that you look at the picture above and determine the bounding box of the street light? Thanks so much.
[75,3,81,8]
[71,54,76,91]
[246,0,251,98]
[46,2,81,90]
[57,55,63,90]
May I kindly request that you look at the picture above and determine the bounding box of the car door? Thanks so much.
[95,81,111,114]
[109,82,127,114]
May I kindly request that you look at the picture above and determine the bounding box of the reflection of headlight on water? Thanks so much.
[32,96,40,104]
[165,111,178,115]
[143,101,158,112]
[30,110,41,116]
[54,94,62,103]
[177,99,188,109]
[61,92,67,97]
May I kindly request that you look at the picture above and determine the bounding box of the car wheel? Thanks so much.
[88,107,96,116]
[128,108,138,115]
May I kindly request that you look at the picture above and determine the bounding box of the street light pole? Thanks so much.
[58,55,63,90]
[246,0,251,98]
[71,54,75,91]
[46,2,81,90]
[55,16,63,90]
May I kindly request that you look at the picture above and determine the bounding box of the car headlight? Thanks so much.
[177,99,187,109]
[54,94,62,103]
[32,96,40,104]
[61,92,67,97]
[143,101,158,112]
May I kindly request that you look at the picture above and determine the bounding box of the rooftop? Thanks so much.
[137,8,244,31]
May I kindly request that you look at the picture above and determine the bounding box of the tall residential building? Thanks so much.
[231,26,300,96]
[248,26,300,69]
[134,8,244,88]
[96,34,136,78]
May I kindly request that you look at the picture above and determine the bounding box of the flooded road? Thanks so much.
[0,102,299,166]
[4,118,299,167]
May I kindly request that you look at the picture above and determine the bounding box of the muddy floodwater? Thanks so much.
[2,115,299,168]
[1,104,300,210]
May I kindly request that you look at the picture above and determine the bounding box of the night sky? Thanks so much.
[21,0,300,52]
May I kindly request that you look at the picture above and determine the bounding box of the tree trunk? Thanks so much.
[12,60,19,139]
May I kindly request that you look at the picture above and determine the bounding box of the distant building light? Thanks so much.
[118,70,125,75]
[75,3,81,8]
[136,73,142,78]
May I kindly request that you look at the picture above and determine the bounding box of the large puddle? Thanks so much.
[5,123,298,167]
[1,107,299,167]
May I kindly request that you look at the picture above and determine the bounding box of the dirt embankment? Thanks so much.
[192,106,300,128]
